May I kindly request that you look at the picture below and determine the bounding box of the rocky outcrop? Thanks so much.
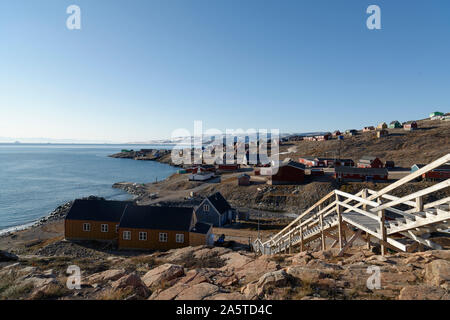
[142,264,184,288]
[2,245,450,300]
[111,273,149,298]
[424,259,450,289]
[0,250,18,262]
[85,269,127,285]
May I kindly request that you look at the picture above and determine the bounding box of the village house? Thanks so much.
[323,158,354,167]
[377,122,388,130]
[332,130,341,137]
[237,173,251,186]
[411,164,450,181]
[363,126,375,132]
[357,156,383,168]
[299,157,354,168]
[389,120,402,129]
[429,111,444,119]
[65,199,131,241]
[403,121,418,131]
[118,205,213,250]
[298,156,319,167]
[188,168,215,181]
[345,129,358,136]
[265,160,305,185]
[217,163,240,171]
[334,167,389,182]
[195,192,236,227]
[185,165,216,173]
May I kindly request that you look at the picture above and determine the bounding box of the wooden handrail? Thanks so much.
[372,179,450,212]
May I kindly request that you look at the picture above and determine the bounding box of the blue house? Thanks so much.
[195,192,236,227]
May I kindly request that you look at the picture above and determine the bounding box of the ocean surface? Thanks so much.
[0,144,178,232]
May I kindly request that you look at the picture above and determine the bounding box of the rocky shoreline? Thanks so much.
[1,244,449,300]
[109,148,174,165]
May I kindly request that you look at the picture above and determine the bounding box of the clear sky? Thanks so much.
[1,0,449,143]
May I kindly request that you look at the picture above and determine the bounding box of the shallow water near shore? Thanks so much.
[0,144,177,232]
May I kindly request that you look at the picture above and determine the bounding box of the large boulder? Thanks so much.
[0,250,18,262]
[111,273,149,298]
[398,285,449,300]
[235,255,280,283]
[142,264,184,288]
[286,266,325,283]
[220,252,253,271]
[85,269,126,285]
[255,270,290,296]
[205,292,246,300]
[425,260,450,289]
[175,283,220,300]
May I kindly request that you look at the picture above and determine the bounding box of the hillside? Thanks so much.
[279,118,450,167]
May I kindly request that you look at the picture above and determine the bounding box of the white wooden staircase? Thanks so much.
[253,154,450,256]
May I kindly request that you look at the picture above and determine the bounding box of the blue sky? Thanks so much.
[1,0,449,142]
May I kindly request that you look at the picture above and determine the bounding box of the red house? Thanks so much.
[267,161,305,185]
[357,156,383,168]
[299,157,319,167]
[334,167,388,182]
[411,164,450,181]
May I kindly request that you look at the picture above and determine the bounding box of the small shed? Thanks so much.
[238,174,251,186]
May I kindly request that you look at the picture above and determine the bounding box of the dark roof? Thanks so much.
[207,192,232,215]
[280,161,305,170]
[66,199,131,222]
[119,205,194,231]
[191,222,212,234]
[335,167,388,175]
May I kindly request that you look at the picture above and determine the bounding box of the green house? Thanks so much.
[389,120,402,128]
[429,111,444,118]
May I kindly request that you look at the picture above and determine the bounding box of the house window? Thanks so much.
[123,231,131,240]
[204,204,210,212]
[83,223,91,232]
[139,232,147,241]
[101,224,108,233]
[176,234,184,243]
[115,225,119,233]
[159,232,168,242]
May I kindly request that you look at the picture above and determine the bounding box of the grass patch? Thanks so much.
[181,252,225,269]
[30,283,70,300]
